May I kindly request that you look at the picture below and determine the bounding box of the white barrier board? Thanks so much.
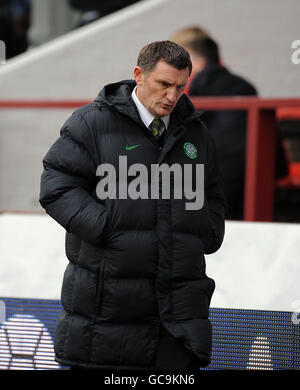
[0,214,299,312]
[207,220,300,312]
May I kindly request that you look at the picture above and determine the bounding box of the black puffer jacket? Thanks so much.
[39,80,226,369]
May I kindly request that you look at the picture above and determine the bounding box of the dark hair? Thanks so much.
[187,37,220,65]
[137,40,192,75]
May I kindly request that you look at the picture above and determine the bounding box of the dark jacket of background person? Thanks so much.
[69,0,141,26]
[69,0,140,15]
[0,0,31,59]
[189,63,257,220]
[187,37,288,220]
[39,79,226,369]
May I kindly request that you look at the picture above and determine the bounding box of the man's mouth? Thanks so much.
[161,103,173,109]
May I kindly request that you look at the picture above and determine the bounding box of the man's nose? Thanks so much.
[166,87,178,103]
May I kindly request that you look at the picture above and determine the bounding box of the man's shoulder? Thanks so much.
[223,68,257,95]
[66,100,114,130]
[59,101,115,145]
[191,65,257,96]
[73,100,110,120]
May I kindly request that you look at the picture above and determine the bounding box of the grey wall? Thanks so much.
[0,0,300,210]
[0,109,74,210]
[1,0,299,99]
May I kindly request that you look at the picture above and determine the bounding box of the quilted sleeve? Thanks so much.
[39,110,107,246]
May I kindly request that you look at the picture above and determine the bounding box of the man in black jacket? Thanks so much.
[183,37,257,220]
[39,40,226,370]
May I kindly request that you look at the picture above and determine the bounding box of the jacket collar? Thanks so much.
[95,79,202,127]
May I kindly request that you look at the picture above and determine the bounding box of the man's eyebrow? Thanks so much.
[159,80,187,88]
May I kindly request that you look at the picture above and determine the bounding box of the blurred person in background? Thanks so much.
[170,25,210,95]
[39,40,226,370]
[69,0,141,27]
[11,0,31,55]
[0,1,12,57]
[170,25,210,49]
[183,36,257,220]
[173,31,288,220]
[0,0,31,59]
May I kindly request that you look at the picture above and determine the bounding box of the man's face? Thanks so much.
[134,60,190,118]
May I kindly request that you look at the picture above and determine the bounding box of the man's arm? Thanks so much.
[39,111,107,246]
[203,131,227,254]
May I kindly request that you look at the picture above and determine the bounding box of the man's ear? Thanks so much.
[192,56,206,73]
[134,66,144,85]
[187,48,207,74]
[197,57,207,71]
